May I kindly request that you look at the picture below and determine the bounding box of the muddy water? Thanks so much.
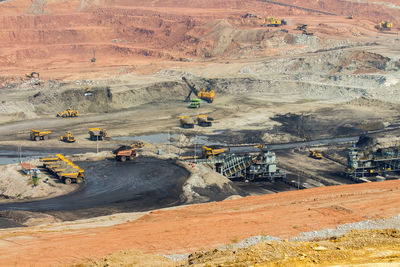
[0,158,189,222]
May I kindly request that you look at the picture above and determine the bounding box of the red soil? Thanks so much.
[0,180,399,266]
[0,0,398,80]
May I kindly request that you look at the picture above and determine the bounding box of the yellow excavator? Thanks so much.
[182,77,215,103]
[25,72,39,79]
[375,21,392,31]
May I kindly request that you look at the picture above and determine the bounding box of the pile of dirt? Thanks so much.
[177,161,245,203]
[185,229,400,266]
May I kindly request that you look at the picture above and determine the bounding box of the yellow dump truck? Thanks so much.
[40,154,85,184]
[202,146,228,159]
[30,129,51,141]
[180,116,195,128]
[197,114,213,127]
[89,128,110,141]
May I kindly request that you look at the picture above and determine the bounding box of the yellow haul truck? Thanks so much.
[30,129,51,141]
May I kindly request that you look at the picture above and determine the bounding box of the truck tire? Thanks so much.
[64,178,72,185]
[120,156,127,162]
[34,136,39,141]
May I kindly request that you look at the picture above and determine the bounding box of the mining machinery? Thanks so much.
[182,77,215,103]
[180,116,195,128]
[309,150,322,159]
[262,17,287,27]
[197,114,213,127]
[89,128,110,141]
[185,145,285,181]
[40,154,84,184]
[60,132,76,143]
[25,72,39,79]
[375,21,392,31]
[57,109,79,118]
[202,146,228,159]
[346,146,400,181]
[296,24,313,35]
[113,146,138,162]
[30,129,51,141]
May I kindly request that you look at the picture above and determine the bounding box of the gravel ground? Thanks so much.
[164,213,400,261]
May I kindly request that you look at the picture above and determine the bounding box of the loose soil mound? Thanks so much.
[185,229,400,266]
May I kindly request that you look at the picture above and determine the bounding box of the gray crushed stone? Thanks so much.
[163,213,400,261]
[291,213,400,242]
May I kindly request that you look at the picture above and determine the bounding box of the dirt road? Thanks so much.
[0,180,399,266]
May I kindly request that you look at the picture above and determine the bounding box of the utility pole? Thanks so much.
[18,145,22,163]
[168,130,170,154]
[194,135,197,163]
[297,173,300,190]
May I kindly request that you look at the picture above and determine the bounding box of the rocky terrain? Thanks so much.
[0,0,399,266]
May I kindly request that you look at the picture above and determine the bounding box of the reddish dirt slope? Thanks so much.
[0,0,398,80]
[0,180,399,266]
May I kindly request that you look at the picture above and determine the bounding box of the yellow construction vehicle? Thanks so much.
[30,129,51,141]
[180,116,195,128]
[84,87,93,96]
[25,72,39,79]
[296,24,308,31]
[202,146,228,159]
[182,77,215,103]
[197,114,213,127]
[262,17,287,27]
[40,154,84,184]
[60,132,76,143]
[309,150,323,159]
[57,109,79,118]
[89,128,109,141]
[302,29,313,36]
[375,21,392,31]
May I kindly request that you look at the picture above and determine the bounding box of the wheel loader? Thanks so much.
[89,128,110,141]
[30,129,51,141]
[57,109,79,118]
[309,150,323,159]
[180,116,195,128]
[197,114,213,127]
[60,132,76,143]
